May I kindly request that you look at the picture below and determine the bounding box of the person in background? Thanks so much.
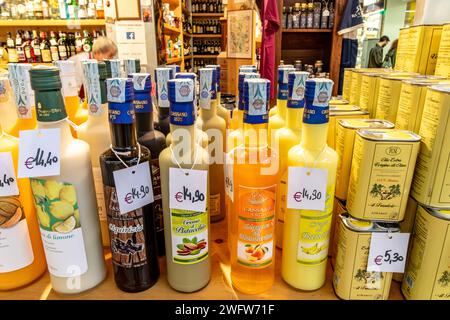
[368,35,390,68]
[383,39,398,68]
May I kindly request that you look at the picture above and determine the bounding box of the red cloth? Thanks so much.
[260,0,280,100]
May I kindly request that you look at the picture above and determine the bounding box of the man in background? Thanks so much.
[368,35,390,68]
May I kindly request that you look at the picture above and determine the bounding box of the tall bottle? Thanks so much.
[29,67,106,294]
[205,64,230,127]
[199,67,226,222]
[230,78,278,294]
[49,31,59,62]
[159,78,211,292]
[281,78,337,291]
[40,31,52,63]
[99,78,160,292]
[124,58,141,77]
[274,71,308,249]
[77,61,111,247]
[154,67,172,136]
[31,30,42,63]
[128,72,167,256]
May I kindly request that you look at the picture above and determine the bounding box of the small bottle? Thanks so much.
[307,2,314,29]
[154,67,173,136]
[31,30,42,63]
[300,3,307,28]
[287,7,293,29]
[6,32,18,63]
[57,31,68,61]
[328,0,335,29]
[49,31,59,62]
[205,64,230,127]
[281,6,287,29]
[40,32,52,63]
[321,0,330,29]
[293,3,300,29]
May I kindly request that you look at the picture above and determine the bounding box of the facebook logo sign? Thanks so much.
[126,32,136,40]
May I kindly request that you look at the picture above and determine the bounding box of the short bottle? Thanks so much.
[154,67,172,136]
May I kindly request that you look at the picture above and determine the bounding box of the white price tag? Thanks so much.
[169,168,207,212]
[287,167,327,211]
[367,233,410,273]
[18,129,61,178]
[113,162,154,214]
[0,152,19,196]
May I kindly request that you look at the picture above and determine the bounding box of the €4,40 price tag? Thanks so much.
[18,129,61,178]
[367,233,410,273]
[287,167,327,211]
[169,168,207,212]
[113,162,155,214]
[0,152,19,197]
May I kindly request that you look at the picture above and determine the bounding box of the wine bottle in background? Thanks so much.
[32,30,42,63]
[40,31,52,63]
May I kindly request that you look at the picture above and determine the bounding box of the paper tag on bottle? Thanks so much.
[0,152,19,197]
[113,161,154,214]
[18,129,61,178]
[367,233,410,273]
[169,168,207,212]
[287,167,327,211]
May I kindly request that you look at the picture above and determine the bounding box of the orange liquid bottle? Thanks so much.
[230,78,278,294]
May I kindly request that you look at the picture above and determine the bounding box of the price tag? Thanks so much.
[0,152,19,197]
[169,168,207,212]
[367,233,410,273]
[18,129,61,178]
[113,161,154,214]
[287,167,327,211]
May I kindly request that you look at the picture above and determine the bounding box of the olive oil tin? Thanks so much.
[333,214,398,300]
[435,23,450,78]
[348,68,380,106]
[329,97,349,105]
[347,129,421,222]
[327,108,369,150]
[402,206,450,300]
[342,68,356,102]
[335,119,395,201]
[395,27,410,71]
[411,85,450,208]
[330,198,346,268]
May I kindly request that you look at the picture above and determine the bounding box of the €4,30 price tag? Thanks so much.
[169,168,207,212]
[0,152,19,197]
[113,162,155,214]
[18,129,61,178]
[287,167,327,211]
[367,233,410,273]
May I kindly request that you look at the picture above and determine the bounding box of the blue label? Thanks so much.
[108,102,136,124]
[303,102,329,124]
[134,92,152,113]
[170,102,195,126]
[244,112,269,124]
[278,83,289,100]
[244,80,269,124]
[288,99,305,109]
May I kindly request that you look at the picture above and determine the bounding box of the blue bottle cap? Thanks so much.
[199,68,217,107]
[166,64,181,78]
[303,78,334,124]
[129,73,152,113]
[277,67,295,100]
[287,71,309,109]
[155,67,172,108]
[205,65,221,92]
[124,58,141,76]
[168,78,195,126]
[238,72,260,111]
[175,72,197,81]
[106,78,135,124]
[243,78,270,124]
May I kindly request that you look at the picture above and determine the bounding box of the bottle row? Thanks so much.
[191,0,223,14]
[192,20,221,35]
[280,60,329,78]
[192,40,221,55]
[282,0,335,30]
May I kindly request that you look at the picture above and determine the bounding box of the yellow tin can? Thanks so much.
[402,206,450,300]
[342,68,356,102]
[435,23,450,78]
[395,27,410,72]
[330,197,346,268]
[333,214,398,300]
[327,108,369,150]
[330,97,349,105]
[335,119,395,201]
[406,25,443,75]
[347,129,421,222]
[411,85,450,208]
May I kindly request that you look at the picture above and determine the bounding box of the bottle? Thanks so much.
[321,0,329,29]
[307,2,314,29]
[49,0,59,18]
[78,0,87,18]
[67,0,79,19]
[23,31,34,63]
[33,0,43,19]
[15,31,26,63]
[155,67,172,136]
[274,71,308,249]
[87,0,96,18]
[6,32,18,63]
[328,0,334,29]
[159,78,211,292]
[49,31,59,62]
[0,77,18,138]
[26,0,34,19]
[75,31,83,53]
[293,3,300,29]
[29,66,106,294]
[95,0,104,19]
[128,73,167,256]
[31,30,42,63]
[230,78,278,294]
[205,64,230,127]
[58,0,67,19]
[124,58,141,77]
[287,7,293,29]
[82,30,93,53]
[281,6,287,29]
[40,32,52,63]
[58,31,68,60]
[300,3,307,28]
[281,78,337,291]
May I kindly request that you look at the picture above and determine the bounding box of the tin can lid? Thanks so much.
[329,97,349,105]
[330,110,369,117]
[357,129,421,142]
[402,78,448,86]
[426,207,450,221]
[343,215,374,231]
[338,119,395,129]
[329,104,361,112]
[375,222,401,232]
[429,84,450,94]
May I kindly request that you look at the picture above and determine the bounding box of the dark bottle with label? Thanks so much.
[128,73,167,256]
[99,78,160,293]
[154,67,173,136]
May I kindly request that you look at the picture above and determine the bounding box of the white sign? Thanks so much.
[18,129,61,178]
[0,152,19,196]
[115,21,148,64]
[113,162,154,214]
[169,168,207,212]
[367,232,410,273]
[287,167,327,211]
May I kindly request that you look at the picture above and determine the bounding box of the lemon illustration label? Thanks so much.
[237,185,276,269]
[30,179,88,278]
[0,196,34,273]
[297,213,332,265]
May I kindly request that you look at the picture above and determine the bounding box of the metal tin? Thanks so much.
[347,129,421,222]
[435,23,450,77]
[327,108,369,150]
[329,97,349,105]
[342,68,355,102]
[330,197,346,268]
[402,205,450,300]
[333,213,398,300]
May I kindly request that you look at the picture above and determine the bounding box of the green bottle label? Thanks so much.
[35,90,67,122]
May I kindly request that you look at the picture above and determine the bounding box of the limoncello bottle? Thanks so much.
[268,65,294,118]
[206,64,230,127]
[0,76,18,133]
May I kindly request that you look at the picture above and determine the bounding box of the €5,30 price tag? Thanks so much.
[18,129,61,178]
[0,152,19,197]
[287,167,327,211]
[113,162,155,214]
[367,233,410,273]
[169,168,207,212]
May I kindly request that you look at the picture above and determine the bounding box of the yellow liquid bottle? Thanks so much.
[0,77,19,133]
[281,78,338,291]
[275,71,309,249]
[230,78,278,294]
[0,126,47,290]
[206,64,230,127]
[230,66,258,131]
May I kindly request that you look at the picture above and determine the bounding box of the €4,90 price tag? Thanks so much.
[0,152,19,197]
[113,162,155,214]
[287,167,327,211]
[367,233,410,273]
[169,168,207,212]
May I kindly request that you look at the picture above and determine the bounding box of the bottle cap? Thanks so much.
[129,73,152,113]
[303,78,334,124]
[30,66,62,90]
[155,67,172,109]
[98,62,108,80]
[243,78,270,124]
[205,64,221,91]
[166,64,180,78]
[168,78,195,126]
[238,72,260,111]
[199,68,216,109]
[287,71,309,109]
[278,66,295,100]
[83,61,105,115]
[175,72,197,81]
[8,63,34,118]
[106,78,135,124]
[124,58,141,76]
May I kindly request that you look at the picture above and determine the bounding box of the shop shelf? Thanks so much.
[192,13,224,18]
[166,56,183,64]
[0,19,105,27]
[282,28,333,33]
[193,55,218,59]
[192,34,222,38]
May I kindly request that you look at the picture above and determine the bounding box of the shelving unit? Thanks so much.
[163,24,181,35]
[193,34,222,38]
[193,54,219,58]
[282,28,333,33]
[166,56,183,63]
[192,13,223,17]
[0,19,105,27]
[161,0,186,70]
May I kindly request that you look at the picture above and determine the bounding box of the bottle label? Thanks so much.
[104,186,148,268]
[92,167,106,221]
[131,74,150,91]
[61,75,78,98]
[171,209,209,264]
[0,153,19,197]
[277,83,289,100]
[210,193,221,217]
[50,47,59,61]
[41,49,52,62]
[237,185,276,268]
[108,102,135,124]
[58,45,67,59]
[30,179,88,278]
[107,78,127,103]
[0,196,35,273]
[151,159,164,233]
[0,80,8,103]
[313,81,332,107]
[8,49,18,63]
[174,80,194,102]
[134,92,152,113]
[83,63,103,116]
[288,72,308,109]
[156,68,170,108]
[199,68,216,109]
[33,46,41,57]
[8,63,34,119]
[109,60,121,78]
[245,81,269,124]
[124,60,137,75]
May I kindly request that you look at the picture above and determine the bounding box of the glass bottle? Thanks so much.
[57,31,68,61]
[293,3,300,29]
[154,67,172,136]
[95,0,104,19]
[67,0,79,19]
[0,77,18,135]
[300,3,307,28]
[16,31,27,63]
[23,31,34,63]
[49,31,59,62]
[33,0,43,19]
[281,6,287,29]
[40,31,52,63]
[205,64,230,127]
[307,2,314,29]
[6,32,18,63]
[287,6,293,29]
[31,30,42,63]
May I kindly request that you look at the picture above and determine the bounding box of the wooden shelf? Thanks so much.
[193,34,222,38]
[282,28,333,33]
[166,56,182,64]
[192,13,224,18]
[184,55,193,59]
[193,55,218,59]
[0,220,404,300]
[183,32,192,38]
[163,24,181,35]
[0,19,105,27]
[0,62,53,69]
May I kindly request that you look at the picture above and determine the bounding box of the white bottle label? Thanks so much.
[169,168,207,212]
[224,153,234,202]
[0,152,19,197]
[8,63,34,119]
[156,68,170,108]
[175,80,194,102]
[287,167,328,211]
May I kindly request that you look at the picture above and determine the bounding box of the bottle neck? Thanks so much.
[286,107,304,131]
[301,122,328,151]
[200,98,217,120]
[170,123,196,157]
[236,109,244,128]
[243,122,268,148]
[136,110,154,134]
[37,118,74,143]
[277,98,287,118]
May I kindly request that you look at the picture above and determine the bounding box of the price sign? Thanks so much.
[18,129,61,178]
[0,152,19,197]
[367,233,410,273]
[169,168,207,212]
[287,167,327,211]
[113,161,154,214]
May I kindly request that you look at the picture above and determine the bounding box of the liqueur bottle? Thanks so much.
[0,77,18,132]
[100,78,160,292]
[205,64,230,127]
[154,67,172,136]
[124,58,141,77]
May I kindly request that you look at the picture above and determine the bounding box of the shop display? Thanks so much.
[192,20,221,34]
[191,0,223,13]
[435,23,450,77]
[282,1,334,30]
[268,66,294,128]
